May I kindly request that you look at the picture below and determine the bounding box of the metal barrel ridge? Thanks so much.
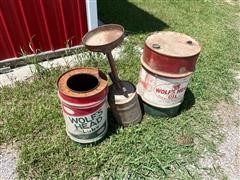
[137,31,201,116]
[57,67,108,143]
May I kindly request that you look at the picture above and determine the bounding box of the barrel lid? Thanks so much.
[145,31,201,58]
[108,81,136,104]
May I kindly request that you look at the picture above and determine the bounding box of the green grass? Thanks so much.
[1,0,240,179]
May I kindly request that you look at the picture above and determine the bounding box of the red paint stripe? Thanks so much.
[78,0,88,36]
[0,8,17,57]
[39,1,53,50]
[62,102,104,116]
[58,89,108,105]
[143,45,198,75]
[59,0,68,42]
[18,1,36,52]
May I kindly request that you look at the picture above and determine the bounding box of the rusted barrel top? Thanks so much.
[143,31,201,77]
[145,31,201,58]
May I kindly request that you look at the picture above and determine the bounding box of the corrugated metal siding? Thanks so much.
[0,0,88,61]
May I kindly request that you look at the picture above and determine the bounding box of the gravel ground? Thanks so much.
[215,101,240,179]
[199,74,240,179]
[0,143,18,180]
[199,2,240,178]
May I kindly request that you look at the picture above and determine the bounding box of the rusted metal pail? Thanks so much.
[58,67,108,143]
[108,81,142,127]
[137,31,201,116]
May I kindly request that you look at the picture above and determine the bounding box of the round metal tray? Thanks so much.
[82,24,124,52]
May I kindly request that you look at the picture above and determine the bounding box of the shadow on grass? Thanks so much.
[179,88,195,113]
[137,88,195,117]
[105,109,121,138]
[98,0,169,34]
[77,89,195,147]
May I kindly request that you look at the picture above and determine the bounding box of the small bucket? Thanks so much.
[57,67,108,143]
[108,81,142,127]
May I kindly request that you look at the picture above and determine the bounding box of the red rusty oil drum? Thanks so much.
[143,31,201,77]
[138,31,201,116]
[57,67,108,143]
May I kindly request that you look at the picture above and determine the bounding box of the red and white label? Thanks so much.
[137,67,191,107]
[63,102,107,134]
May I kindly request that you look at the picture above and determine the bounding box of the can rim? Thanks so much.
[57,67,108,98]
[66,73,100,93]
[108,81,137,104]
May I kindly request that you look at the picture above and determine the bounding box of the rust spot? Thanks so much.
[176,135,194,145]
[186,40,193,45]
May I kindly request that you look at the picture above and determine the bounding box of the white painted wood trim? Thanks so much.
[85,0,98,31]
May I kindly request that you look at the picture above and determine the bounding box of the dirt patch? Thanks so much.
[198,101,240,179]
[214,102,240,179]
[0,143,18,180]
[199,70,240,179]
